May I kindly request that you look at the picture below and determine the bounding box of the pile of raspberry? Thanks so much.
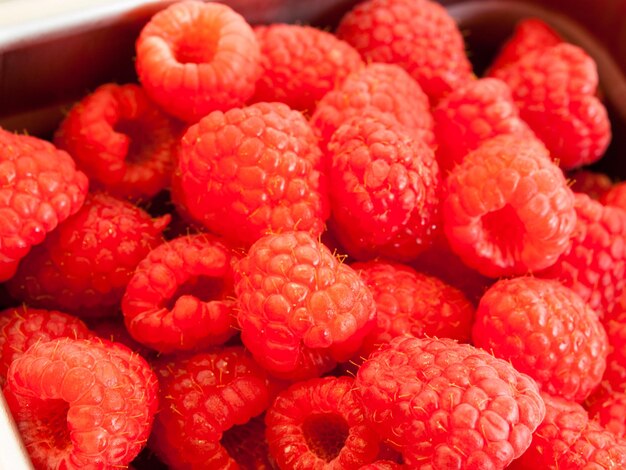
[2,0,626,469]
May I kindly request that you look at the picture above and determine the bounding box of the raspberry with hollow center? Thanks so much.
[122,232,239,353]
[443,134,576,278]
[135,0,261,122]
[4,337,159,469]
[336,0,473,103]
[472,276,608,402]
[172,101,329,249]
[355,335,546,468]
[265,376,380,468]
[54,83,180,201]
[233,231,376,379]
[0,127,88,282]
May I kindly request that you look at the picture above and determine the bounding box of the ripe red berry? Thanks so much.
[5,337,159,469]
[490,43,611,170]
[355,335,545,468]
[327,114,441,261]
[600,304,626,394]
[54,83,180,201]
[252,23,364,112]
[352,260,474,359]
[472,276,609,402]
[443,134,576,278]
[172,101,329,248]
[601,181,626,210]
[122,233,238,353]
[149,347,273,469]
[6,192,170,318]
[336,0,473,102]
[234,231,376,379]
[266,376,380,468]
[0,128,88,282]
[135,1,261,122]
[433,77,534,172]
[0,306,92,387]
[588,391,626,439]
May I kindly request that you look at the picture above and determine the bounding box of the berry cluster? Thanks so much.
[1,1,625,469]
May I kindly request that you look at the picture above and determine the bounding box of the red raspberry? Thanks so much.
[122,233,238,353]
[355,335,545,468]
[0,128,88,282]
[0,306,91,387]
[6,192,170,318]
[360,461,401,470]
[336,0,473,103]
[310,63,434,152]
[490,43,611,170]
[538,193,626,318]
[433,77,534,172]
[557,420,626,469]
[252,24,364,112]
[352,260,474,359]
[601,181,626,210]
[488,18,562,73]
[601,305,626,393]
[443,134,576,278]
[569,169,613,200]
[588,391,626,439]
[172,101,329,248]
[234,231,376,379]
[54,83,180,201]
[327,114,441,261]
[135,1,261,122]
[149,347,272,469]
[4,337,158,469]
[472,277,608,402]
[266,376,380,468]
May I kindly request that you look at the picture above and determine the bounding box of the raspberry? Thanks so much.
[488,18,562,73]
[557,420,626,469]
[172,102,329,248]
[588,391,626,439]
[355,335,545,468]
[601,305,626,393]
[601,181,626,210]
[336,0,473,103]
[4,337,158,469]
[252,23,364,112]
[135,1,261,122]
[310,62,434,152]
[352,260,474,359]
[122,233,238,353]
[443,134,576,278]
[433,78,534,172]
[6,192,170,318]
[54,83,180,201]
[265,376,380,468]
[0,128,88,282]
[569,169,613,200]
[149,347,273,469]
[472,276,608,402]
[233,231,376,379]
[360,461,402,470]
[490,43,611,170]
[327,114,441,261]
[0,306,92,387]
[538,193,626,318]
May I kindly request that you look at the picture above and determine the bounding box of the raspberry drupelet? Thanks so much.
[54,83,180,202]
[135,1,261,123]
[233,231,376,380]
[443,134,576,278]
[336,0,473,103]
[0,128,88,282]
[472,276,609,402]
[6,192,170,318]
[172,101,329,249]
[4,337,159,469]
[355,335,546,469]
[122,232,239,353]
[327,114,441,261]
[252,23,364,113]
